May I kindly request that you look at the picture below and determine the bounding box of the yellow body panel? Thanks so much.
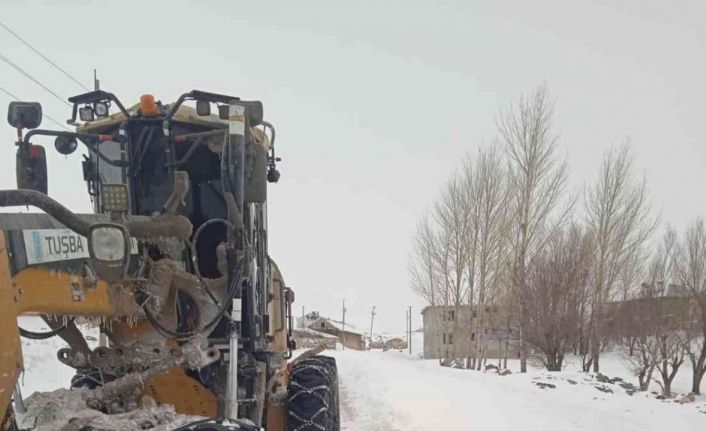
[143,369,217,417]
[268,259,288,353]
[266,404,285,431]
[0,233,22,426]
[14,269,117,316]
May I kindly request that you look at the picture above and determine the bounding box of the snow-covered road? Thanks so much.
[330,348,706,431]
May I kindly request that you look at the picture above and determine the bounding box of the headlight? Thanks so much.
[88,223,130,283]
[91,226,126,260]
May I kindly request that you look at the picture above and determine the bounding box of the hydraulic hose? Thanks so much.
[18,317,75,340]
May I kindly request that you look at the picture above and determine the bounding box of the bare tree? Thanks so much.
[498,85,571,373]
[643,230,684,398]
[621,330,659,391]
[460,157,480,368]
[655,331,686,397]
[674,217,706,394]
[466,145,511,370]
[409,213,439,306]
[433,174,472,360]
[584,142,656,372]
[611,231,677,394]
[524,223,591,371]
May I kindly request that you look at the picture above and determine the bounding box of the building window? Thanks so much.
[471,332,475,341]
[442,333,454,345]
[320,322,326,329]
[443,309,455,322]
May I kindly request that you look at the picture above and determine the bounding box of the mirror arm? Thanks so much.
[22,129,129,168]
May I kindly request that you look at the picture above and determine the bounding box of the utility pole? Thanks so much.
[301,305,305,329]
[341,300,346,351]
[368,306,376,350]
[405,308,409,346]
[408,306,413,355]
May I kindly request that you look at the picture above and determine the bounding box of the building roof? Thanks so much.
[292,327,340,339]
[421,304,502,315]
[313,317,363,335]
[296,311,364,335]
[421,305,457,315]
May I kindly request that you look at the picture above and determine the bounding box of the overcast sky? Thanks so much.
[1,0,705,333]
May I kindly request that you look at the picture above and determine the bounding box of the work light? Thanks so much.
[94,101,109,118]
[101,183,129,213]
[79,105,95,122]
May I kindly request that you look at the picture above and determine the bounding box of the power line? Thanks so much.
[0,20,89,91]
[0,86,71,131]
[0,51,72,108]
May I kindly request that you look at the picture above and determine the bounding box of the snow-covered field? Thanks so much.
[332,347,705,430]
[333,333,706,431]
[14,318,706,430]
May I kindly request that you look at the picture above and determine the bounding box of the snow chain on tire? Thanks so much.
[287,355,340,431]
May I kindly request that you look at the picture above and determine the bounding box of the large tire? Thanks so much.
[287,355,340,431]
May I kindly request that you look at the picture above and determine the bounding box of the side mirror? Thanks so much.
[88,222,130,283]
[55,135,78,155]
[217,101,264,125]
[16,144,48,194]
[7,101,42,129]
[196,100,211,116]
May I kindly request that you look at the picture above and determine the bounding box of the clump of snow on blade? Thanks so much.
[17,388,204,431]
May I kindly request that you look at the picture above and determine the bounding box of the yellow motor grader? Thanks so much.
[0,90,339,431]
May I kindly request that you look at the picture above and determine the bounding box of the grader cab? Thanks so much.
[0,90,339,431]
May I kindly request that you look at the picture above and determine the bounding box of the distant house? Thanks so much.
[292,327,339,350]
[605,283,702,336]
[369,336,408,350]
[297,311,366,350]
[384,337,408,350]
[421,305,519,360]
